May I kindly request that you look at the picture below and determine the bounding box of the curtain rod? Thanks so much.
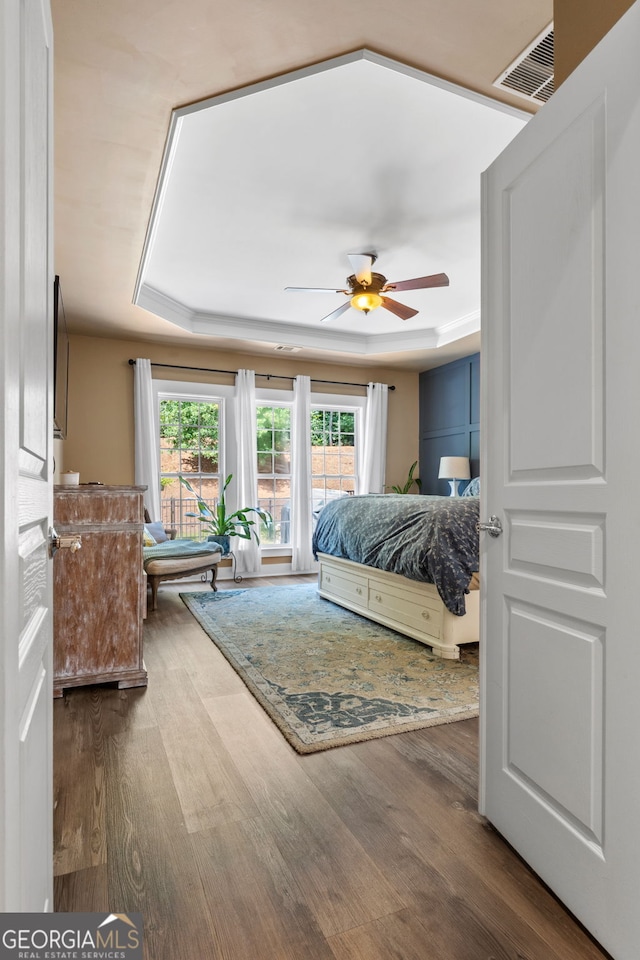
[127,359,395,390]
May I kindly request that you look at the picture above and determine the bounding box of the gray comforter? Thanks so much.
[312,494,479,615]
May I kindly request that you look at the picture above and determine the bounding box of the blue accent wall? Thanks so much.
[419,352,480,495]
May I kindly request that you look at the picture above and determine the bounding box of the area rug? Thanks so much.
[180,584,478,754]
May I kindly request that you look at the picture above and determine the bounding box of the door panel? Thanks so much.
[508,511,605,587]
[506,601,604,840]
[507,99,605,480]
[481,2,640,956]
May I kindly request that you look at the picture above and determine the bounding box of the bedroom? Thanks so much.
[2,0,638,958]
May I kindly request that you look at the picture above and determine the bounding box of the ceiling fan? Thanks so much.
[285,253,449,323]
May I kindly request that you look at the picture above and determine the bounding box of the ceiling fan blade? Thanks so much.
[347,253,375,286]
[384,272,450,292]
[285,286,348,294]
[320,301,352,323]
[381,296,419,320]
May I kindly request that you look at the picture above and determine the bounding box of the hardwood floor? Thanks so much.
[53,575,610,960]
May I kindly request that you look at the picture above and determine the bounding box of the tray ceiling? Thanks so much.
[135,51,528,358]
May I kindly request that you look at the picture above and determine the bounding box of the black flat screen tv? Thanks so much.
[53,274,69,439]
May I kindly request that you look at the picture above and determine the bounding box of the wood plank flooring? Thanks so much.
[53,575,611,960]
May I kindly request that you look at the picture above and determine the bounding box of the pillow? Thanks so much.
[143,521,169,544]
[461,477,480,497]
[143,526,156,546]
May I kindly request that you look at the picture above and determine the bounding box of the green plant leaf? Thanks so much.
[390,461,421,495]
[178,473,273,543]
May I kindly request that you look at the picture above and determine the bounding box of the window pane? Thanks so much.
[199,477,220,502]
[274,430,290,452]
[200,453,219,474]
[257,452,274,474]
[159,423,178,442]
[179,425,198,448]
[340,450,356,475]
[159,400,180,424]
[310,406,359,525]
[159,399,221,537]
[160,449,176,472]
[339,412,355,432]
[160,476,181,497]
[256,407,274,431]
[255,405,291,545]
[180,451,199,473]
[256,429,273,452]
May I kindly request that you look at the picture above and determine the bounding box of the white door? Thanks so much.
[0,0,54,910]
[480,4,640,958]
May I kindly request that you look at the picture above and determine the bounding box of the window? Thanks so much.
[256,404,291,545]
[159,398,221,538]
[311,407,357,516]
[155,380,364,552]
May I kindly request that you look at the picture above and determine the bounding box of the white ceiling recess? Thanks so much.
[135,49,528,359]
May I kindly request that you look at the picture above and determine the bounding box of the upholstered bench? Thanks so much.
[143,539,223,610]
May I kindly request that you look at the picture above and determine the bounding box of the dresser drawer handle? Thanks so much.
[374,594,382,603]
[422,610,431,620]
[356,587,362,595]
[325,575,331,583]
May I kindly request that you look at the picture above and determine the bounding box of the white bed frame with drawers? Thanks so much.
[316,553,479,660]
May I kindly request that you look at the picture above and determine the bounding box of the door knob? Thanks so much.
[49,526,82,558]
[477,515,503,538]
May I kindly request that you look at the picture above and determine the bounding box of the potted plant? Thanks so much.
[389,460,422,494]
[179,474,272,554]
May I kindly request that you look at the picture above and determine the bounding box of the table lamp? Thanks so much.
[438,456,471,497]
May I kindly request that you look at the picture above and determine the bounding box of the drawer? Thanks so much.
[320,564,367,605]
[368,583,443,640]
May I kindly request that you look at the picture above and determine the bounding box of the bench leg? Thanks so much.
[211,565,218,593]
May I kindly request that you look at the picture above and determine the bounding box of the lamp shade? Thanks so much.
[438,456,471,480]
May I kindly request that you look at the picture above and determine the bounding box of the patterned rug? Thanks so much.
[180,584,478,754]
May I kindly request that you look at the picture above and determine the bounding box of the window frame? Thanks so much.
[254,387,292,554]
[154,379,233,538]
[255,393,293,550]
[310,392,365,511]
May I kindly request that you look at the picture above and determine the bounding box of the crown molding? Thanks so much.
[136,283,479,356]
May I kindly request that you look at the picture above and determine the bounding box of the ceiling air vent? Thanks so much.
[494,24,554,104]
[274,344,301,353]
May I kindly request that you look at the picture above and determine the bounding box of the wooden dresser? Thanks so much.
[53,484,148,697]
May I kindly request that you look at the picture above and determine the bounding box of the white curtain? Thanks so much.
[357,382,389,494]
[231,369,261,575]
[133,358,161,521]
[290,375,315,572]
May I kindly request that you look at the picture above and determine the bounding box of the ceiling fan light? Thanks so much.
[351,291,382,312]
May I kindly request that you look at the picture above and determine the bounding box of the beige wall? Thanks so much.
[63,334,420,494]
[554,0,634,87]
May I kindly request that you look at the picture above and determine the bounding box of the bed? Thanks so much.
[312,492,480,659]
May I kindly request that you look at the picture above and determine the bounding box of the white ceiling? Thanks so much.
[135,50,528,360]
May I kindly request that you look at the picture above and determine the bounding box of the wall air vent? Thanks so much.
[274,344,301,353]
[494,24,554,104]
